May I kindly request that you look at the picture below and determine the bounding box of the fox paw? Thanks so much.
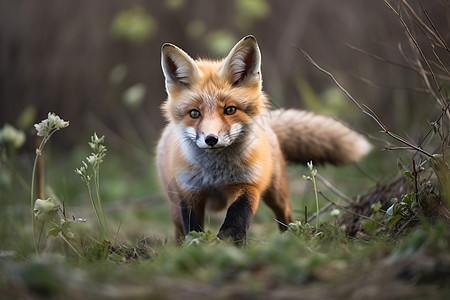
[218,227,247,244]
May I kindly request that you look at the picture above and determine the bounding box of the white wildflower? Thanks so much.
[86,154,98,165]
[34,112,69,137]
[86,153,104,167]
[330,209,341,217]
[0,124,26,149]
[89,132,103,146]
[34,198,59,221]
[75,162,91,183]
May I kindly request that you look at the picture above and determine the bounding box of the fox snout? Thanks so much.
[195,131,227,149]
[204,134,218,147]
[192,118,228,149]
[186,120,245,150]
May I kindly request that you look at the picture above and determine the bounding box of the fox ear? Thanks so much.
[161,43,201,91]
[219,35,261,87]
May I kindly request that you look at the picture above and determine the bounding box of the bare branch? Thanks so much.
[420,1,450,52]
[402,0,447,50]
[316,174,354,205]
[346,43,450,81]
[298,47,434,158]
[315,190,387,229]
[384,0,444,108]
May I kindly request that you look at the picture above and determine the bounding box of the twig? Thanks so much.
[59,232,83,258]
[431,45,450,77]
[393,212,419,239]
[355,164,379,184]
[316,174,354,204]
[273,218,288,228]
[402,0,447,50]
[417,101,450,149]
[412,158,419,202]
[345,43,450,81]
[317,190,387,229]
[307,202,333,224]
[298,48,434,158]
[384,0,444,107]
[420,1,450,52]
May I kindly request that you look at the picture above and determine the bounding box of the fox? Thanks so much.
[157,35,371,243]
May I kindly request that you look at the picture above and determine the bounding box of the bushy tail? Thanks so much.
[268,109,371,164]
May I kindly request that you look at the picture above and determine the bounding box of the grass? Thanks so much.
[1,141,449,298]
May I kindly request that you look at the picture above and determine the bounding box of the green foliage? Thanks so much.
[110,6,157,45]
[204,30,237,57]
[303,161,320,228]
[122,83,146,110]
[235,0,270,29]
[76,133,112,243]
[165,0,186,12]
[184,230,221,246]
[371,201,382,212]
[186,20,207,39]
[386,192,419,227]
[390,220,449,261]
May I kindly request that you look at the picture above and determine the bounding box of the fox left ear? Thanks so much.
[219,35,262,88]
[161,43,201,92]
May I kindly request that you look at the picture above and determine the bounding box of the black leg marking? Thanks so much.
[180,201,203,235]
[218,193,253,244]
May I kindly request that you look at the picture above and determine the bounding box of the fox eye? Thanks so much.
[189,109,201,119]
[224,106,237,115]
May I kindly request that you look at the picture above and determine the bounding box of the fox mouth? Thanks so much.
[201,145,226,152]
[195,142,228,151]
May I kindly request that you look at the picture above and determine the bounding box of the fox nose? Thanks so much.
[205,134,218,147]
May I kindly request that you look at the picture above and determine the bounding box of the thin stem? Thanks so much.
[95,167,112,242]
[30,153,39,255]
[30,136,48,256]
[37,220,45,249]
[59,232,83,259]
[114,218,123,244]
[312,172,319,229]
[86,179,105,237]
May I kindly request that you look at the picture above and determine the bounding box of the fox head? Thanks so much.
[161,35,267,150]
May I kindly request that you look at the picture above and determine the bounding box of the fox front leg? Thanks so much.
[180,200,205,235]
[218,189,259,244]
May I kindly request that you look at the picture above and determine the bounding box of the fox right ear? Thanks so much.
[161,43,201,91]
[219,35,261,88]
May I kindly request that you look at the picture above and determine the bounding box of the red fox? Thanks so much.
[157,35,371,243]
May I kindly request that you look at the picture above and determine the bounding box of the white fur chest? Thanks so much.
[176,139,262,192]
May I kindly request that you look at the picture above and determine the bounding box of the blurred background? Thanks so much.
[2,0,448,148]
[1,0,448,240]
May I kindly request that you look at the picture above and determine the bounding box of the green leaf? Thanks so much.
[48,227,61,237]
[387,214,403,227]
[403,171,414,182]
[371,201,382,212]
[397,158,403,171]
